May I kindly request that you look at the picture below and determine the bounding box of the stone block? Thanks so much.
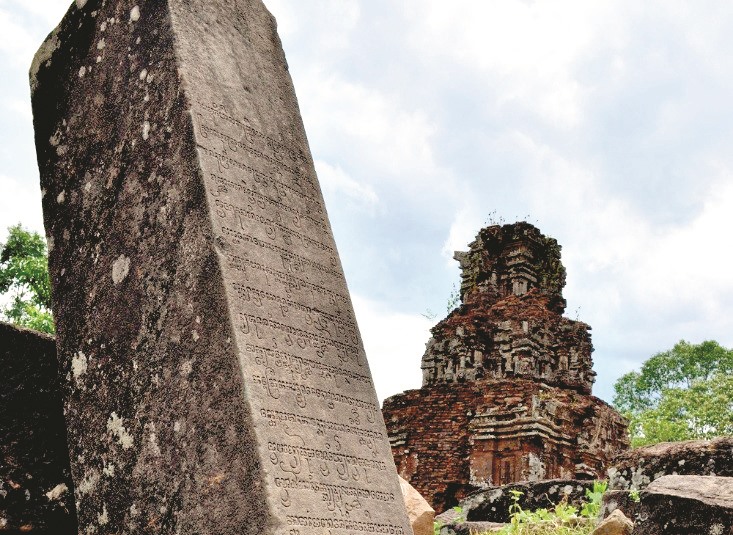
[0,322,76,533]
[460,479,595,523]
[591,509,633,535]
[634,475,733,535]
[30,1,410,533]
[600,490,640,523]
[608,437,733,490]
[399,476,434,535]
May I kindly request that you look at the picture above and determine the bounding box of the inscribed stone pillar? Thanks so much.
[30,1,411,534]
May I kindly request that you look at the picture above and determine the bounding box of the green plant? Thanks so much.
[434,506,466,535]
[0,224,54,333]
[422,308,438,321]
[580,480,607,519]
[484,210,506,226]
[446,284,461,312]
[490,483,607,535]
[613,340,733,446]
[629,489,640,503]
[423,283,463,322]
[453,506,466,522]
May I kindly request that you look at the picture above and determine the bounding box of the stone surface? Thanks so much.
[634,475,733,535]
[437,521,506,535]
[398,476,434,535]
[608,436,733,491]
[0,322,76,533]
[31,1,410,534]
[434,508,506,535]
[600,490,640,524]
[591,509,633,535]
[459,479,595,523]
[383,223,629,512]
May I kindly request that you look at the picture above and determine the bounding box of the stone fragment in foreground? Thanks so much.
[459,479,596,523]
[399,476,435,535]
[608,436,733,491]
[600,490,640,524]
[30,1,410,533]
[591,509,633,535]
[0,322,76,533]
[433,507,506,535]
[635,475,733,535]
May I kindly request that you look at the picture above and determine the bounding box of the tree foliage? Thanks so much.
[613,340,733,446]
[0,224,54,334]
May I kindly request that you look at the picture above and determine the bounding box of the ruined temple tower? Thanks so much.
[382,222,629,512]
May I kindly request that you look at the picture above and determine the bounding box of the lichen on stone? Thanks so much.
[106,413,134,450]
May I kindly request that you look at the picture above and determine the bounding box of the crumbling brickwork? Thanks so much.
[422,223,594,394]
[382,223,629,512]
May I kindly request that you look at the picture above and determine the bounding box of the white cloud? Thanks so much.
[5,0,70,28]
[4,0,733,408]
[0,173,45,237]
[404,0,629,128]
[265,0,360,57]
[3,96,32,120]
[0,8,38,65]
[474,122,733,401]
[315,159,379,212]
[298,71,442,183]
[630,173,733,311]
[351,293,433,402]
[441,207,482,265]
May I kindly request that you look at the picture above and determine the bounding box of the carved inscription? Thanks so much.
[233,283,357,333]
[252,375,377,413]
[226,252,347,304]
[193,100,396,532]
[210,173,328,231]
[214,199,334,253]
[286,517,405,535]
[248,343,370,386]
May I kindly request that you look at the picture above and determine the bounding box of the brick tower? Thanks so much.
[382,222,629,512]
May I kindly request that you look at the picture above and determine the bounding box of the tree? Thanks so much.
[0,224,54,334]
[613,340,733,446]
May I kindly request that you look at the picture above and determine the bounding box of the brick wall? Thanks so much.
[383,379,628,513]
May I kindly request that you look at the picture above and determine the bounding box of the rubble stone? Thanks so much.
[600,490,641,524]
[399,476,435,535]
[634,475,733,535]
[460,479,595,522]
[437,521,506,535]
[434,508,506,535]
[591,509,633,535]
[608,436,733,490]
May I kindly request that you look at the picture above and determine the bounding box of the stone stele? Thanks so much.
[30,1,411,534]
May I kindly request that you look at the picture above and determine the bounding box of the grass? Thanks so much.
[436,481,608,535]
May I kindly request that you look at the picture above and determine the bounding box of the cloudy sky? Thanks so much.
[2,0,733,404]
